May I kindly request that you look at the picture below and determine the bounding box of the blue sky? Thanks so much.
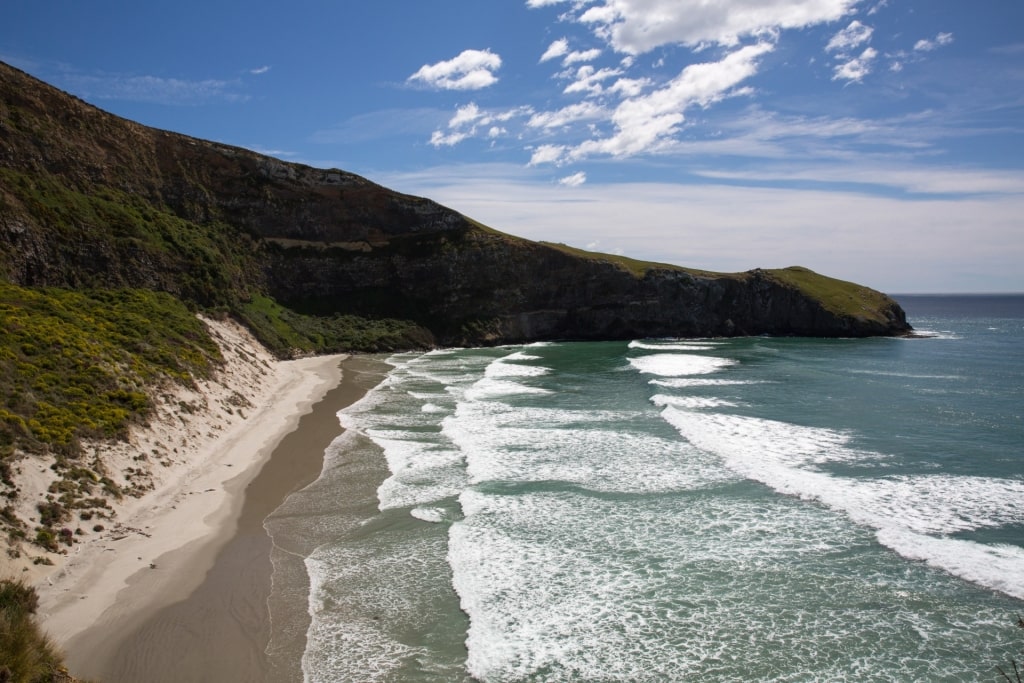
[3,1,1023,293]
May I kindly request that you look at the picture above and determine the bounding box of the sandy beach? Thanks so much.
[19,318,389,681]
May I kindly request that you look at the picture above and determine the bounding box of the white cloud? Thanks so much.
[538,42,773,163]
[608,77,651,97]
[429,130,470,147]
[563,65,623,96]
[914,32,954,52]
[449,102,484,128]
[559,171,588,186]
[529,144,569,165]
[564,48,603,65]
[826,20,873,53]
[429,103,533,147]
[563,0,860,54]
[867,0,888,15]
[833,46,877,82]
[250,65,271,75]
[528,101,607,129]
[541,38,570,62]
[408,49,502,90]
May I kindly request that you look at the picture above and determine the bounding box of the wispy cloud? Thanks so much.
[914,32,954,52]
[407,49,502,90]
[533,41,773,163]
[826,20,873,53]
[250,65,271,75]
[558,171,588,186]
[59,71,247,105]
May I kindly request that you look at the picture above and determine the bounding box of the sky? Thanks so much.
[3,1,1023,293]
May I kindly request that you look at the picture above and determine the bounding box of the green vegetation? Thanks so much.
[0,283,224,549]
[237,294,433,354]
[0,578,84,683]
[766,266,896,325]
[539,241,715,278]
[0,168,259,308]
[0,283,221,453]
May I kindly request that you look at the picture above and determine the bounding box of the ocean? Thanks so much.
[268,295,1024,682]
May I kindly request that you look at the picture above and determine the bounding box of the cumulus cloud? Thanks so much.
[914,32,954,52]
[559,171,588,186]
[554,0,860,54]
[408,49,502,90]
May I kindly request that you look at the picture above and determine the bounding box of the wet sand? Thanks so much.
[62,356,391,682]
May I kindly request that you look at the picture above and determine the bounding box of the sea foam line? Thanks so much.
[660,405,1024,598]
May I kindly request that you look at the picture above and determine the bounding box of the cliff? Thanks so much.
[0,61,910,351]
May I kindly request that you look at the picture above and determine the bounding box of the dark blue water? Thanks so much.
[279,295,1024,682]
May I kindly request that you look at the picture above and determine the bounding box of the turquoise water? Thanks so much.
[284,296,1024,682]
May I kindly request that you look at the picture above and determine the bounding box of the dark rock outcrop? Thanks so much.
[0,61,910,347]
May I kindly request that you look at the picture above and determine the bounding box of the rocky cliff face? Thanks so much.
[0,61,910,347]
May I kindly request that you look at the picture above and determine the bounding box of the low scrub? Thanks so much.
[0,283,222,454]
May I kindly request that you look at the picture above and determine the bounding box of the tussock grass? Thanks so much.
[0,579,76,683]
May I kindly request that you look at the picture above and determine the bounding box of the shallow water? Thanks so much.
[280,295,1024,682]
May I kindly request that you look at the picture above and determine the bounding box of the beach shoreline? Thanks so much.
[19,317,384,681]
[85,355,390,683]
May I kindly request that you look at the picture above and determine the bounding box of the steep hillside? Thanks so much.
[0,59,912,566]
[0,60,910,353]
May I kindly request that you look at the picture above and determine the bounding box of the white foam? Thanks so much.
[650,377,759,388]
[504,351,543,361]
[848,369,962,380]
[661,405,1024,596]
[904,328,961,340]
[303,532,453,682]
[628,353,736,377]
[628,340,721,351]
[650,394,739,409]
[877,528,1024,600]
[444,401,731,493]
[448,486,1004,682]
[464,377,552,401]
[485,358,550,378]
[410,506,449,523]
